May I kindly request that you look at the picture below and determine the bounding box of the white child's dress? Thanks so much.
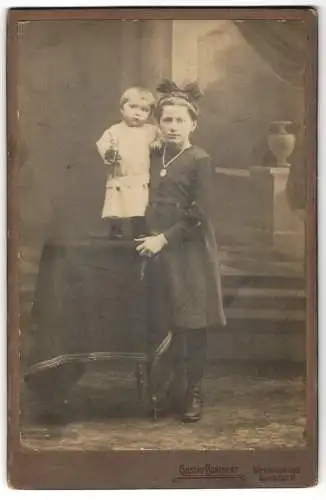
[96,122,157,219]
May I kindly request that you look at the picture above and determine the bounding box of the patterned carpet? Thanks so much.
[20,362,306,451]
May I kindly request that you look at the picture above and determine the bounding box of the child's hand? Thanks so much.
[104,148,121,166]
[135,234,167,257]
[150,138,164,151]
[150,129,164,151]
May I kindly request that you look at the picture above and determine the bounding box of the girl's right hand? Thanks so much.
[135,234,167,257]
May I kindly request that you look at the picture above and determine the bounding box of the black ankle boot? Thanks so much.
[182,385,202,423]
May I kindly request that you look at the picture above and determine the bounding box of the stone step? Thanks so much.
[225,308,305,321]
[220,318,304,335]
[223,288,305,310]
[224,287,305,297]
[222,274,305,290]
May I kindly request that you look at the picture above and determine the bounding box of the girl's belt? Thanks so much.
[148,199,188,209]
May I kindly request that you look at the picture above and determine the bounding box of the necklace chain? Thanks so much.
[162,145,188,171]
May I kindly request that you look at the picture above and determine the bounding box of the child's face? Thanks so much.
[121,96,151,127]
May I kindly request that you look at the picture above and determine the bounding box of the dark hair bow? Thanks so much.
[156,79,203,101]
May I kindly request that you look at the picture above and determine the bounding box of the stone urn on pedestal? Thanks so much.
[260,120,303,259]
[267,121,296,167]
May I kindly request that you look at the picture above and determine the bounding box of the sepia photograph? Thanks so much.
[7,7,317,489]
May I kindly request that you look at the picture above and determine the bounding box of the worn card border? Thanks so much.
[6,6,318,489]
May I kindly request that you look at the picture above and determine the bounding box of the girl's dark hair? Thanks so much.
[155,79,202,122]
[155,97,198,122]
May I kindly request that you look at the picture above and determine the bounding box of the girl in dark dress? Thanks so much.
[135,80,226,422]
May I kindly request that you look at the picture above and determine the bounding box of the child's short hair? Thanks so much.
[120,87,155,111]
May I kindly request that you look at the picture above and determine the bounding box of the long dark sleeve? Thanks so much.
[163,155,215,245]
[193,155,216,223]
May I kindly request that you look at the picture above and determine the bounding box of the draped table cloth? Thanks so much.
[24,238,172,418]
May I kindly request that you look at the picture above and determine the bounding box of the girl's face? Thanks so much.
[159,105,197,147]
[121,96,151,127]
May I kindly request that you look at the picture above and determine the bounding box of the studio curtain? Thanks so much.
[234,20,308,88]
[234,20,308,209]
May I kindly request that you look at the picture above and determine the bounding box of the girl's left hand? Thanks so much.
[135,234,167,257]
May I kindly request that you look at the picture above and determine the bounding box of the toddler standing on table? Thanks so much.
[96,86,161,239]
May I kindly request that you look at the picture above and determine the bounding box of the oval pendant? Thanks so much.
[160,169,167,178]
